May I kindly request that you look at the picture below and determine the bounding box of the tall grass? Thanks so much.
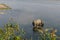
[0,21,26,40]
[37,28,57,40]
[0,18,59,40]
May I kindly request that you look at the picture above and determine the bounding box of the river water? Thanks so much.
[0,0,60,40]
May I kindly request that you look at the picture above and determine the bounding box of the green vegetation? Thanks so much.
[0,22,25,40]
[38,28,57,40]
[0,18,59,40]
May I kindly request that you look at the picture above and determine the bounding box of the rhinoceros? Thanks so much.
[32,19,44,31]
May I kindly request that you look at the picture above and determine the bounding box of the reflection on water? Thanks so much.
[0,9,60,40]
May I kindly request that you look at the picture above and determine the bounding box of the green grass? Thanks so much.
[0,22,25,40]
[0,20,59,40]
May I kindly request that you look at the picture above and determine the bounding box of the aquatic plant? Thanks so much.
[0,17,60,40]
[38,28,57,40]
[0,21,26,40]
[0,22,59,40]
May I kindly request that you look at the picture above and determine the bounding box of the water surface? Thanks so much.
[0,0,60,40]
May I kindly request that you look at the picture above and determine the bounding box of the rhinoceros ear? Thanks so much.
[41,23,44,27]
[32,21,34,26]
[40,20,44,27]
